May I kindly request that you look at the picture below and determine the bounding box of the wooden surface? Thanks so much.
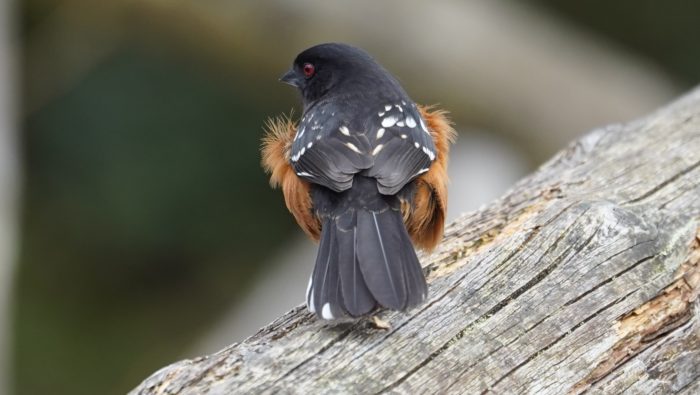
[130,88,700,394]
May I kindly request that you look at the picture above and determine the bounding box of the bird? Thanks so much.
[262,43,456,321]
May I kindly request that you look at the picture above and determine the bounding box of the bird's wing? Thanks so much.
[290,106,373,192]
[291,101,438,195]
[365,101,437,195]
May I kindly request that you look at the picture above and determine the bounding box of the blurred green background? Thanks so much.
[2,1,698,394]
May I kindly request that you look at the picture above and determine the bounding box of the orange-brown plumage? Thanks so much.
[261,106,455,250]
[404,105,457,250]
[261,114,321,240]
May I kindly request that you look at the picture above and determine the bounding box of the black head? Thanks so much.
[280,43,406,108]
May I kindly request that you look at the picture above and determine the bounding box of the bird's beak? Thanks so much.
[279,69,301,87]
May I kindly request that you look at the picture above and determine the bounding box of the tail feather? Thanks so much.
[356,209,408,310]
[309,223,346,320]
[336,214,375,316]
[306,178,428,320]
[396,213,428,307]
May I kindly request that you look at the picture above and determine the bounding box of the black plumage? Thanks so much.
[280,43,434,320]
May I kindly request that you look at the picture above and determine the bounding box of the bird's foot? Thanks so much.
[370,315,391,330]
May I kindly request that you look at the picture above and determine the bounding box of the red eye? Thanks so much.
[302,63,315,78]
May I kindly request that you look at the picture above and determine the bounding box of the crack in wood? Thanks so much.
[658,179,700,210]
[574,238,657,283]
[625,159,700,205]
[563,254,655,308]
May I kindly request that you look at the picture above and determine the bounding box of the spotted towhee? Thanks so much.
[262,43,455,321]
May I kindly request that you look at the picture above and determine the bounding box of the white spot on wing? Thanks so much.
[384,104,392,111]
[297,171,313,177]
[419,116,429,133]
[414,142,420,148]
[395,104,403,112]
[378,111,385,117]
[372,144,384,156]
[405,116,417,128]
[381,115,398,128]
[339,126,351,136]
[422,146,436,160]
[401,134,407,139]
[397,121,405,127]
[322,303,334,320]
[345,142,362,154]
[376,128,385,139]
[413,167,430,177]
[307,142,313,148]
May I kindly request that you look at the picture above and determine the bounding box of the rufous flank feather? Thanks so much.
[261,114,321,240]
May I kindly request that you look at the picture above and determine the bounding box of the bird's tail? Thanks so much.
[307,190,427,320]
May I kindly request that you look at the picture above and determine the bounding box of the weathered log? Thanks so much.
[130,88,700,394]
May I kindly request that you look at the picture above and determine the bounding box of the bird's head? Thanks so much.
[280,43,405,108]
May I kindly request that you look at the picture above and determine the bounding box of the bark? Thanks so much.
[130,88,700,394]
